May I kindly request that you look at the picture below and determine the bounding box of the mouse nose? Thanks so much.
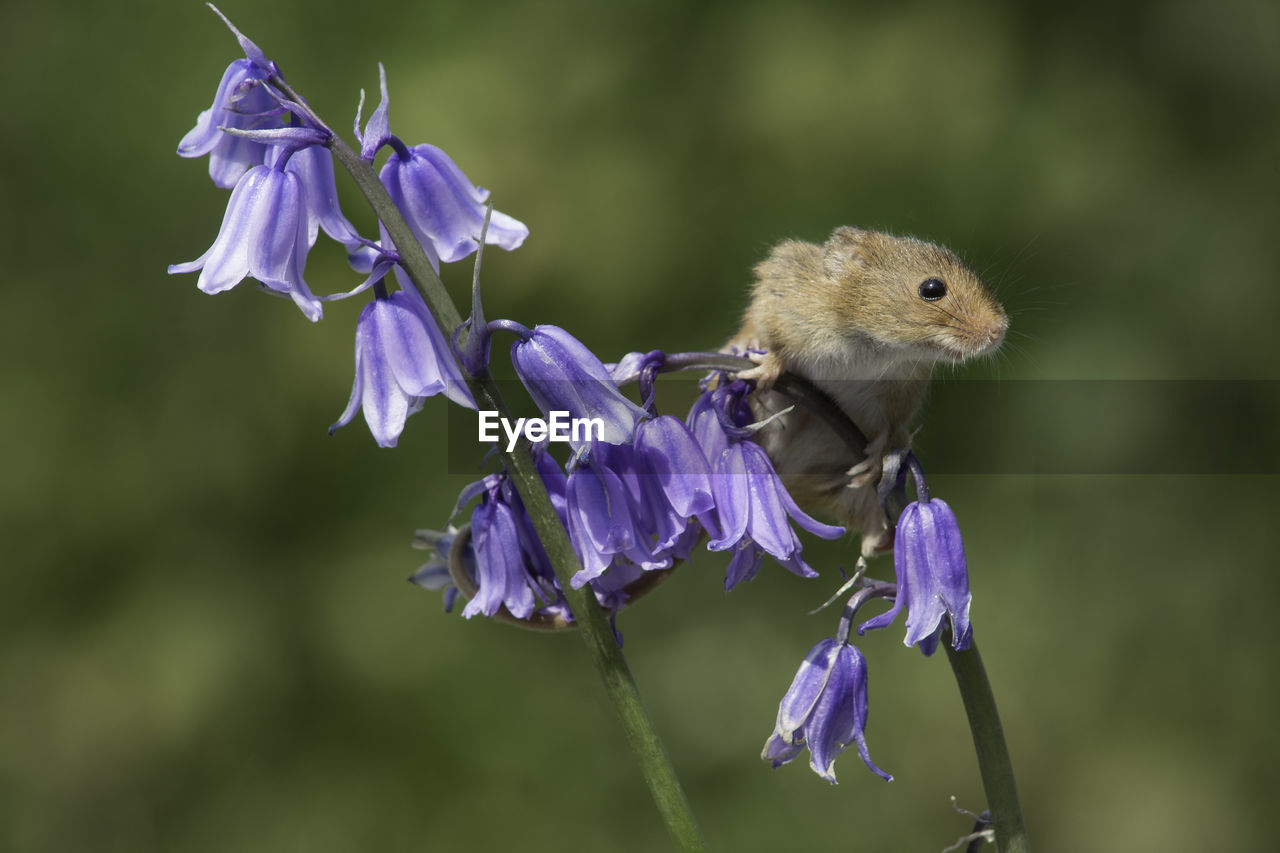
[981,319,1007,350]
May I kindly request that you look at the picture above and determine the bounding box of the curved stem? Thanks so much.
[905,452,931,503]
[944,637,1030,853]
[274,75,706,851]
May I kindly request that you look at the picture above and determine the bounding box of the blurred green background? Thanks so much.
[3,0,1278,850]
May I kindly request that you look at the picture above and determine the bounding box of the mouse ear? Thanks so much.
[824,226,871,275]
[828,225,868,242]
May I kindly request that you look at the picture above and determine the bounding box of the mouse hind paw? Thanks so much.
[845,428,890,489]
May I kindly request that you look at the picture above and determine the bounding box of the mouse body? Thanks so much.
[726,226,1007,555]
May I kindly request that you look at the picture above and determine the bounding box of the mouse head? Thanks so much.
[822,226,1007,363]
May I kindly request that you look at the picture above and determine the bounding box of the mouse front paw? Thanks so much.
[735,350,784,392]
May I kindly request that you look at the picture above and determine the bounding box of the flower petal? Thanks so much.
[687,389,731,465]
[772,638,839,743]
[245,168,302,285]
[778,480,846,540]
[286,144,360,246]
[370,296,445,398]
[329,303,371,434]
[761,731,803,766]
[708,445,749,550]
[358,309,412,447]
[207,132,269,189]
[635,415,714,517]
[804,650,852,783]
[830,645,891,781]
[568,462,636,555]
[738,441,801,559]
[194,166,268,294]
[178,59,259,159]
[394,288,475,409]
[723,540,763,591]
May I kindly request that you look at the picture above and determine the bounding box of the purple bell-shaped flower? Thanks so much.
[762,637,891,784]
[381,143,529,264]
[708,440,844,589]
[168,158,324,321]
[464,489,539,620]
[859,497,973,655]
[511,325,649,449]
[177,57,281,189]
[330,287,475,447]
[564,449,669,587]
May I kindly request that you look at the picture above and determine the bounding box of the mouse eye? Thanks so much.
[918,278,947,301]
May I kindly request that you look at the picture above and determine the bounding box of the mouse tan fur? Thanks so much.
[726,226,1007,555]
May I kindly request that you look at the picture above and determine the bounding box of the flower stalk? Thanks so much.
[945,635,1029,853]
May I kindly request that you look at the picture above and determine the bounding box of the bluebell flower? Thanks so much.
[420,447,698,632]
[565,448,670,587]
[491,459,566,607]
[762,638,892,784]
[707,440,844,590]
[859,497,973,655]
[423,460,575,627]
[686,382,845,588]
[689,388,749,588]
[178,57,282,189]
[589,441,666,544]
[382,142,529,264]
[169,157,323,321]
[629,416,717,550]
[284,143,360,248]
[511,325,649,448]
[330,286,474,447]
[435,458,668,631]
[633,415,715,519]
[464,487,538,620]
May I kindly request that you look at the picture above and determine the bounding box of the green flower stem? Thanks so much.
[290,97,707,851]
[944,637,1030,853]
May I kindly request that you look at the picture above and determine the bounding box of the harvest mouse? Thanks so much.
[726,226,1007,556]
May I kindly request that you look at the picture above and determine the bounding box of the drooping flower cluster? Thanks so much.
[170,7,525,445]
[428,331,848,631]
